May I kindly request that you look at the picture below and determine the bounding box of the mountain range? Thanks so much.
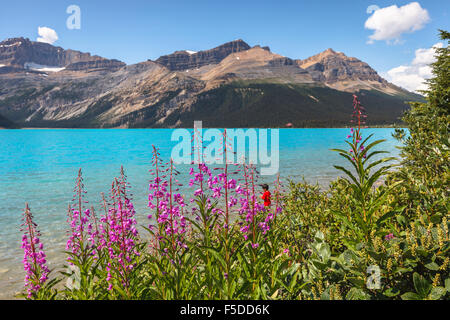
[0,37,423,128]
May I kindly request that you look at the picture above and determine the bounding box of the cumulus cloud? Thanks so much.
[37,27,58,44]
[384,43,443,93]
[365,2,430,44]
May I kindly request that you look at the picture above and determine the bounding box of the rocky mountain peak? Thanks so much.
[323,48,337,54]
[0,37,125,72]
[155,39,251,71]
[298,48,345,68]
[296,48,385,84]
[0,37,28,46]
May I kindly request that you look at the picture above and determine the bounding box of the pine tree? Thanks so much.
[390,30,449,220]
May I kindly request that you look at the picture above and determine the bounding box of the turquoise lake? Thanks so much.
[0,128,404,298]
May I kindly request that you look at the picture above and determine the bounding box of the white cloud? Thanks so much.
[37,27,58,44]
[412,44,443,65]
[384,43,443,93]
[365,2,430,44]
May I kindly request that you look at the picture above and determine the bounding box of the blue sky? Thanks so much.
[0,0,448,90]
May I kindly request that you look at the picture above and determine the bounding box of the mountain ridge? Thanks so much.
[0,37,125,72]
[0,37,423,128]
[154,39,252,71]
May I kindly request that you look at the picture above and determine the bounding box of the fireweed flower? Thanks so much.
[149,155,188,253]
[189,128,214,196]
[148,145,169,227]
[66,169,98,263]
[385,233,395,241]
[102,176,140,291]
[21,203,50,298]
[350,94,367,133]
[347,95,368,161]
[237,163,276,245]
[211,129,244,232]
[189,132,227,220]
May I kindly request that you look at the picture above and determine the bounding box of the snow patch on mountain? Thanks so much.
[0,42,22,48]
[24,62,65,72]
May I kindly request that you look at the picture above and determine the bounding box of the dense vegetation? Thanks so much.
[0,113,18,128]
[19,31,448,300]
[168,82,422,128]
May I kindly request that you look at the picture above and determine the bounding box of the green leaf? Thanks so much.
[320,290,331,300]
[363,150,389,164]
[383,287,400,297]
[203,247,227,270]
[413,273,432,298]
[333,165,360,187]
[314,230,325,241]
[365,157,396,172]
[424,262,440,271]
[375,210,396,227]
[401,292,421,300]
[430,214,443,224]
[396,215,407,226]
[345,287,370,300]
[430,287,446,300]
[311,259,328,271]
[360,134,375,150]
[318,243,331,262]
[347,277,365,287]
[360,138,385,158]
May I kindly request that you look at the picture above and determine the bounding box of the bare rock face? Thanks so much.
[155,39,251,71]
[296,48,385,83]
[0,65,23,74]
[0,37,125,71]
[268,57,297,67]
[66,59,125,71]
[252,45,271,52]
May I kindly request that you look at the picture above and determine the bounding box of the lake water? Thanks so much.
[0,128,404,298]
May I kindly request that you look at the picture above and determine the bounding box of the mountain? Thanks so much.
[296,48,382,82]
[295,48,402,94]
[155,39,251,71]
[0,38,423,128]
[0,37,125,72]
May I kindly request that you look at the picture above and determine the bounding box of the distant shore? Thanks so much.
[4,124,407,130]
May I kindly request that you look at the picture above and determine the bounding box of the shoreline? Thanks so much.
[7,125,408,130]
